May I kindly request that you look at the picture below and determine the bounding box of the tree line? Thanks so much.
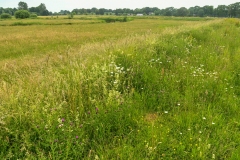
[0,1,50,17]
[71,3,240,18]
[0,1,240,18]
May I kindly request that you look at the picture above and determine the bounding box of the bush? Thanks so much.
[68,13,74,19]
[0,13,12,19]
[100,17,131,23]
[30,14,38,19]
[15,10,30,19]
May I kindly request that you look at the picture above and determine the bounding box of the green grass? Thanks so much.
[0,17,240,159]
[0,17,200,60]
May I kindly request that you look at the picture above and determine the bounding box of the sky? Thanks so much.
[0,0,238,12]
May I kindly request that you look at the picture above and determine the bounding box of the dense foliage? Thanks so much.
[15,10,30,19]
[29,3,49,16]
[30,13,38,18]
[0,13,12,19]
[1,1,240,17]
[70,2,240,17]
[18,1,28,10]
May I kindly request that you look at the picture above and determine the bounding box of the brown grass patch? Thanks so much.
[145,113,158,122]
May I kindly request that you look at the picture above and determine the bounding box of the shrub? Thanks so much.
[15,10,30,19]
[30,14,38,19]
[100,17,131,23]
[0,13,12,19]
[68,13,74,19]
[122,16,127,22]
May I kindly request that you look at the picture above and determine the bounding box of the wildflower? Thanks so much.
[202,117,206,120]
[208,144,211,149]
[212,122,215,125]
[164,111,168,114]
[212,154,215,159]
[62,118,65,122]
[76,136,79,139]
[95,155,100,160]
[96,107,99,114]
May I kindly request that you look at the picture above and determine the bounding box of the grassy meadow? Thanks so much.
[0,16,240,159]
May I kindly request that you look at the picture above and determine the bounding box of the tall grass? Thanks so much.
[0,18,197,60]
[0,18,240,159]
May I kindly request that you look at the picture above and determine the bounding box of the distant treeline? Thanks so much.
[1,1,240,17]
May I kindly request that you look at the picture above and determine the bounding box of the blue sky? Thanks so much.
[0,0,238,12]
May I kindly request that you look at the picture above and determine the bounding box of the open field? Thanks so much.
[0,16,213,60]
[0,16,240,159]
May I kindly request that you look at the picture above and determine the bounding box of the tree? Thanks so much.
[37,3,49,16]
[18,1,28,10]
[163,7,176,16]
[115,8,123,15]
[188,6,202,16]
[177,7,189,16]
[134,8,142,15]
[29,7,40,14]
[59,10,70,15]
[15,10,30,19]
[142,7,152,15]
[197,9,205,17]
[216,5,228,17]
[203,5,214,17]
[98,8,106,15]
[228,2,240,17]
[154,9,162,15]
[91,8,98,15]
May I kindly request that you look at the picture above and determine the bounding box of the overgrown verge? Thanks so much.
[0,19,240,159]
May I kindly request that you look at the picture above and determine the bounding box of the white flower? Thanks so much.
[164,111,168,114]
[208,144,211,149]
[212,154,215,159]
[202,117,206,120]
